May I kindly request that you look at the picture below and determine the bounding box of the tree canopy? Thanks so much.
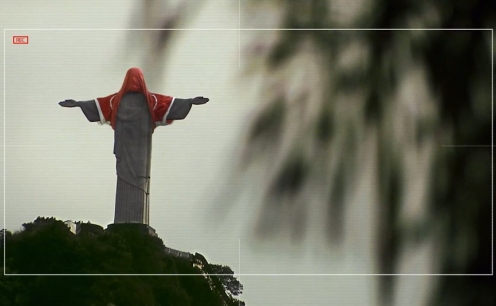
[0,217,244,306]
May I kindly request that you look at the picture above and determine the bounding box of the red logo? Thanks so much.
[13,36,29,44]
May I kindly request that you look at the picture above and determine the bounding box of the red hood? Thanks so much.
[111,67,155,130]
[120,67,149,93]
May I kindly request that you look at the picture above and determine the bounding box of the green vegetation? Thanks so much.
[0,217,245,306]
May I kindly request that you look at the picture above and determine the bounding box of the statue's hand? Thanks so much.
[59,99,79,108]
[191,96,209,105]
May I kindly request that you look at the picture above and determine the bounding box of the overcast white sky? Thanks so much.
[0,1,402,305]
[1,0,254,264]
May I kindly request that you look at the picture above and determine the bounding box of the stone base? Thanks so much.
[76,223,104,236]
[114,177,149,224]
[105,223,157,237]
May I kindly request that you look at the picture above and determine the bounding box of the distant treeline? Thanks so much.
[0,217,244,306]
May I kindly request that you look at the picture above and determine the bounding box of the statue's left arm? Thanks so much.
[58,99,101,122]
[154,95,209,126]
[59,95,114,125]
[166,96,209,120]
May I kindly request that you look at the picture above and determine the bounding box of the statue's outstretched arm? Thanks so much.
[191,96,209,105]
[59,99,101,122]
[166,96,209,120]
[58,99,79,107]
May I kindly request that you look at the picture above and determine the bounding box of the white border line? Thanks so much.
[3,28,5,275]
[3,273,494,276]
[491,28,494,276]
[239,0,241,68]
[238,239,241,301]
[2,28,493,277]
[442,145,495,147]
[3,28,494,31]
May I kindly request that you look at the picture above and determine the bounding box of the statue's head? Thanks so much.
[121,67,147,93]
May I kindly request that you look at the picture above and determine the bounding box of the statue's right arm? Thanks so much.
[166,97,210,120]
[166,98,193,120]
[59,99,101,122]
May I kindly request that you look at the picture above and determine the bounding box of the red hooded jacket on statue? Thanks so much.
[94,67,174,131]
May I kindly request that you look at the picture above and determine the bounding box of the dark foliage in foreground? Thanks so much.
[0,218,244,306]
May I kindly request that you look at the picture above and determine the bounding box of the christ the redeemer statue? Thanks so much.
[59,67,209,225]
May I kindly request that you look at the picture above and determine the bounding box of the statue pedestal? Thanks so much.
[105,223,157,237]
[114,177,150,224]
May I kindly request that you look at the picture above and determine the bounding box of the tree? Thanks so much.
[130,1,495,305]
[1,217,243,306]
[230,1,495,305]
[209,264,243,297]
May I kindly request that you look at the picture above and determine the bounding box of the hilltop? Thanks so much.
[0,217,244,306]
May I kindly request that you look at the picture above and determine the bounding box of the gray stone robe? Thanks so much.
[77,94,193,224]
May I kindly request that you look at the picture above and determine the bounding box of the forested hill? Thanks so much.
[0,218,244,306]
